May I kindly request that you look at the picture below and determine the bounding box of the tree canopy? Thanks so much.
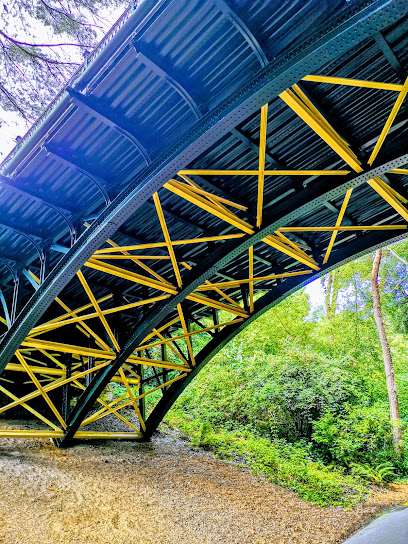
[0,0,128,121]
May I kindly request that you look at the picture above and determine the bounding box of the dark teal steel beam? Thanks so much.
[132,41,204,119]
[67,87,151,165]
[0,0,407,444]
[214,0,269,68]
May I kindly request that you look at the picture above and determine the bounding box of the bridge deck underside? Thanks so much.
[0,0,408,444]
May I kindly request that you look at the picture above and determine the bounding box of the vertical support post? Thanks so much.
[39,246,50,285]
[0,287,11,329]
[10,273,22,324]
[86,337,94,387]
[161,342,168,392]
[138,357,145,421]
[62,353,72,421]
[212,308,219,334]
[240,285,249,313]
[71,220,83,246]
[138,285,148,421]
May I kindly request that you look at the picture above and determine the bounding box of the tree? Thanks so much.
[323,271,338,322]
[371,249,403,455]
[0,0,128,122]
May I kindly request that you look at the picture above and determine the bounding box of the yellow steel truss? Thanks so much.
[2,73,408,441]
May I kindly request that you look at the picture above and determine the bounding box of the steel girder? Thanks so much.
[0,0,408,444]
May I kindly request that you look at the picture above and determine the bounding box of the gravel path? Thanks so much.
[0,425,407,544]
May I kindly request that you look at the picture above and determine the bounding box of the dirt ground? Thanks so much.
[0,424,407,544]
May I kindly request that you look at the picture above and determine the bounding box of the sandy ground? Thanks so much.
[0,424,408,544]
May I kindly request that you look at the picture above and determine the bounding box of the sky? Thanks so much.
[305,279,325,312]
[0,4,126,161]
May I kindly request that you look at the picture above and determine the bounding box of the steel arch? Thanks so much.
[0,0,408,445]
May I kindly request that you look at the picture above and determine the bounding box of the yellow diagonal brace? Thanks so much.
[368,77,408,165]
[135,318,243,351]
[265,235,318,266]
[21,338,114,358]
[118,368,146,432]
[372,177,408,204]
[77,270,119,351]
[15,351,66,429]
[86,258,178,295]
[5,362,139,384]
[31,294,113,334]
[0,361,111,414]
[151,328,188,365]
[249,246,254,312]
[31,295,170,335]
[94,234,245,253]
[166,179,254,233]
[80,385,139,426]
[83,221,169,285]
[176,176,247,211]
[279,88,363,173]
[177,304,194,366]
[263,235,320,270]
[72,379,141,433]
[187,293,248,317]
[180,263,241,307]
[257,103,268,227]
[26,270,110,350]
[126,355,192,373]
[105,238,169,285]
[0,384,61,431]
[323,188,353,264]
[82,373,188,427]
[153,192,182,288]
[178,174,234,216]
[274,230,315,261]
[204,280,241,308]
[168,179,252,230]
[303,75,405,92]
[141,316,180,344]
[367,176,408,221]
[164,180,254,234]
[194,270,312,290]
[292,84,352,157]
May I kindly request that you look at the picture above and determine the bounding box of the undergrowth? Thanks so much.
[162,410,366,507]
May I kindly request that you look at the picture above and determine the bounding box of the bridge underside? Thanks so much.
[0,0,408,445]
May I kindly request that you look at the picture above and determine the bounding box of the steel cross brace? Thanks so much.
[0,0,407,441]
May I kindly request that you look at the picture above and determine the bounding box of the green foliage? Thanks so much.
[312,403,396,466]
[350,463,396,485]
[173,343,370,442]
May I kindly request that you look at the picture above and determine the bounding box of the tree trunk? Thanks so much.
[325,272,333,321]
[371,249,403,455]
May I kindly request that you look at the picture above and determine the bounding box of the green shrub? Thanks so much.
[350,462,395,485]
[312,402,396,466]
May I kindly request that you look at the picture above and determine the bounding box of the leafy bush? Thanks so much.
[312,402,396,466]
[174,343,370,442]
